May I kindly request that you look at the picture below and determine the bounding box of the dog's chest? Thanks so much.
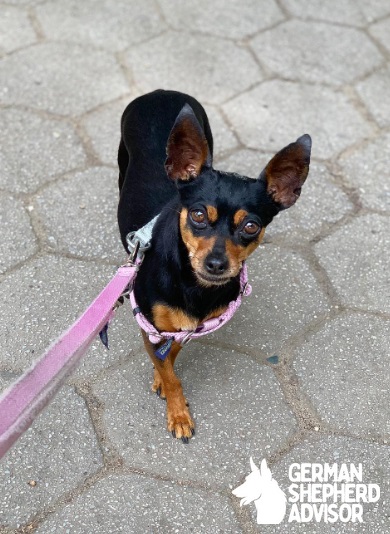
[151,303,228,332]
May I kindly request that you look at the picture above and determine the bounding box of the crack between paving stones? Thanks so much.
[0,249,44,281]
[341,85,382,133]
[193,338,269,363]
[73,382,124,469]
[27,6,46,42]
[363,26,390,63]
[272,362,326,432]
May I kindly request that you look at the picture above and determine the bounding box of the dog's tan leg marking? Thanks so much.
[142,331,194,440]
[151,342,181,400]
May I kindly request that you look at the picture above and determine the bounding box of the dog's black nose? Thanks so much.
[205,256,228,275]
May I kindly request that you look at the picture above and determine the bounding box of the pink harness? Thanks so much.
[131,264,251,353]
[0,215,252,458]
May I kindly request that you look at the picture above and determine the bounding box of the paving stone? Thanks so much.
[251,21,383,86]
[81,97,132,166]
[248,434,390,533]
[0,193,38,274]
[93,347,297,488]
[2,0,42,5]
[36,0,164,52]
[338,133,390,211]
[208,245,331,355]
[159,0,284,39]
[0,382,103,528]
[205,105,239,160]
[36,473,242,533]
[222,81,374,160]
[35,166,123,261]
[356,65,390,129]
[0,255,134,374]
[293,312,390,439]
[217,148,270,178]
[0,5,37,53]
[123,32,263,105]
[281,0,390,26]
[219,152,353,243]
[315,214,390,313]
[0,42,129,116]
[0,108,86,194]
[369,16,390,53]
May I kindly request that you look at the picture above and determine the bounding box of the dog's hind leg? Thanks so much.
[141,331,195,442]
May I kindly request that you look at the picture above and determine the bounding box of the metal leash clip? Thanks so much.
[125,214,159,264]
[180,330,195,346]
[126,234,149,264]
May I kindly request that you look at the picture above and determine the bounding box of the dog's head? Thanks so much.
[232,457,272,505]
[165,104,311,287]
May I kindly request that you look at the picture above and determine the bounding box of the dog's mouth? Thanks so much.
[196,271,232,287]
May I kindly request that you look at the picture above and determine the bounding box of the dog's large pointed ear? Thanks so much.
[165,104,212,181]
[250,456,259,472]
[259,134,311,209]
[260,459,272,482]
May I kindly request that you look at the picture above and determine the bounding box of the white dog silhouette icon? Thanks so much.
[232,457,287,524]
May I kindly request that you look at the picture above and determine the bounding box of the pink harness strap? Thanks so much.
[0,265,135,459]
[130,263,252,348]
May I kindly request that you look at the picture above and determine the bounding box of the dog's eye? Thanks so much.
[190,209,207,227]
[243,221,260,235]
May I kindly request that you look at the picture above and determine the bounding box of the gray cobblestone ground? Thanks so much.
[0,1,389,533]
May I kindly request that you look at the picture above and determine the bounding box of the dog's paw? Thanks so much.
[167,407,195,443]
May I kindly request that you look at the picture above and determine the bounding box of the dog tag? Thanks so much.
[154,337,173,360]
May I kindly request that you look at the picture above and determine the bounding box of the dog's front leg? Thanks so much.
[141,331,195,442]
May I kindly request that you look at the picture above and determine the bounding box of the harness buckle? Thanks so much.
[240,281,248,296]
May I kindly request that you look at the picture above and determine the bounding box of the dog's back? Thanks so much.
[118,90,213,248]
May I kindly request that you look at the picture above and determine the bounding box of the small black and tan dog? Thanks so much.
[117,89,311,442]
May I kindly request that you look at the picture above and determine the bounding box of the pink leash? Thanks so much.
[0,264,136,459]
[0,213,252,458]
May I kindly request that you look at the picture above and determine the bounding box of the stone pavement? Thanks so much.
[0,0,389,532]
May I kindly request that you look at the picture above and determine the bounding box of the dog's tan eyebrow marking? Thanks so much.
[225,227,266,264]
[233,209,248,227]
[180,208,216,258]
[206,205,218,223]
